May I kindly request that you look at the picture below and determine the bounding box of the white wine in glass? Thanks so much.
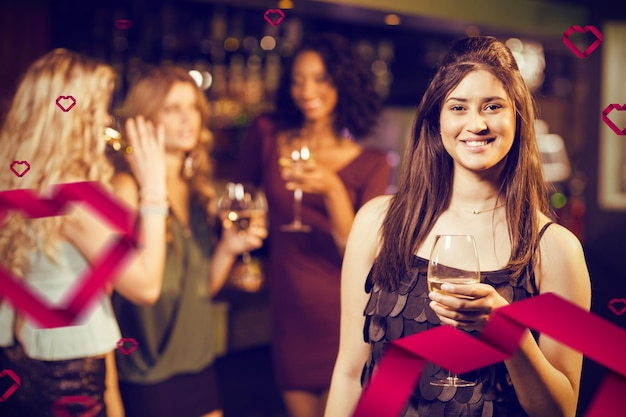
[278,130,313,232]
[427,234,480,387]
[217,183,267,292]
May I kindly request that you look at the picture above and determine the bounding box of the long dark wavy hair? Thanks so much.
[273,33,381,139]
[372,36,550,289]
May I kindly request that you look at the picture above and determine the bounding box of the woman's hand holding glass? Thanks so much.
[219,219,267,255]
[427,234,510,386]
[426,234,481,387]
[428,282,506,332]
[284,162,342,197]
[218,189,267,257]
[217,183,268,291]
[427,235,511,332]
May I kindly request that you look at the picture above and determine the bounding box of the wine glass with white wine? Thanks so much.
[217,183,267,291]
[278,129,313,232]
[427,234,481,387]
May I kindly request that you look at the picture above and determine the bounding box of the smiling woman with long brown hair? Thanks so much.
[325,37,591,417]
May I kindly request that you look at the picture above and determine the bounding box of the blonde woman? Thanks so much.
[110,66,266,417]
[0,49,168,417]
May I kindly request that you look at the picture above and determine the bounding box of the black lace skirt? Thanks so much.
[0,343,106,417]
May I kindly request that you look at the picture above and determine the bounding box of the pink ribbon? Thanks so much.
[51,396,101,417]
[353,292,626,417]
[562,25,602,58]
[0,182,139,328]
[601,104,626,136]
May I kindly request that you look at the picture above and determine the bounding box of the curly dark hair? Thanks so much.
[273,33,381,140]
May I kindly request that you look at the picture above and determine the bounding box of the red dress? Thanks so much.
[236,115,391,391]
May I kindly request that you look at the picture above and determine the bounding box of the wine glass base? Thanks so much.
[232,260,264,292]
[429,376,476,387]
[280,223,312,232]
[232,272,264,292]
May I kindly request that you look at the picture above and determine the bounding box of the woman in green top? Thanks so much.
[110,66,266,417]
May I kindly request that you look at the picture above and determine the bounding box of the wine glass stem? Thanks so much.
[293,187,303,226]
[242,251,251,264]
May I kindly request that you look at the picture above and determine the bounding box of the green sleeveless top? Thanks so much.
[112,204,225,384]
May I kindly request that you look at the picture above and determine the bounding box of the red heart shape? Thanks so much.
[0,369,20,402]
[562,25,602,58]
[51,395,101,417]
[602,104,626,136]
[0,182,139,328]
[9,161,30,177]
[264,9,285,26]
[55,96,76,112]
[116,337,138,355]
[608,298,626,316]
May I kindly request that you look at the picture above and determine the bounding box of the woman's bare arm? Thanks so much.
[324,195,391,417]
[504,223,591,417]
[63,118,167,305]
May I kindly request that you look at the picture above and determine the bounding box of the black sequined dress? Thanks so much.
[361,249,546,417]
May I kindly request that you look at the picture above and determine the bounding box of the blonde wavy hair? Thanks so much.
[0,48,116,276]
[120,66,216,219]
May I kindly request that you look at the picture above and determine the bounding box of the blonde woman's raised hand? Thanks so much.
[124,116,166,193]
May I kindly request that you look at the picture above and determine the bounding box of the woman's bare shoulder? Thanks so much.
[111,172,139,208]
[349,195,393,258]
[355,194,392,225]
[535,211,590,308]
[537,212,582,252]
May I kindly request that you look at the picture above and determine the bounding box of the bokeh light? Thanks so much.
[385,14,401,26]
[224,37,240,51]
[550,192,567,209]
[260,36,277,51]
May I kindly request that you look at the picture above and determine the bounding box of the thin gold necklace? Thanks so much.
[459,203,505,215]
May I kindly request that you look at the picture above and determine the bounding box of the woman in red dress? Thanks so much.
[236,34,391,417]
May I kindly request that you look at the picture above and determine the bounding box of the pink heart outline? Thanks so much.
[601,104,626,136]
[9,161,30,177]
[562,25,602,58]
[264,9,285,26]
[116,337,139,355]
[114,19,132,30]
[0,369,20,402]
[51,395,100,417]
[0,182,139,328]
[608,298,626,316]
[55,96,76,112]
